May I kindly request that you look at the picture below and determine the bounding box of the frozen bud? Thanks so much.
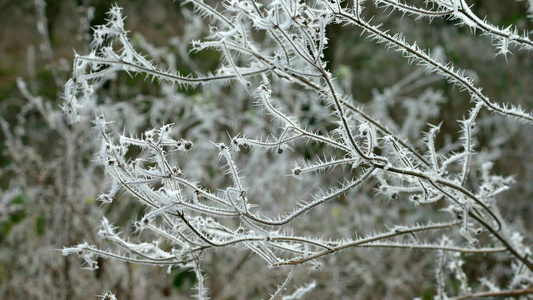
[292,167,303,180]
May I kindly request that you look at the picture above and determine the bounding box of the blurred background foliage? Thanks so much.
[0,0,532,299]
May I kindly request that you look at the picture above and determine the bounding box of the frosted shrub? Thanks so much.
[62,1,533,298]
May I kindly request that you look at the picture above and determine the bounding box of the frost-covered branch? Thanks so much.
[60,0,533,298]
